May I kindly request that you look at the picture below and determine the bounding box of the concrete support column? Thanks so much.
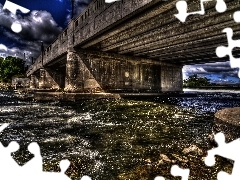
[161,65,183,92]
[64,48,82,92]
[38,68,61,90]
[39,69,46,89]
[30,75,38,89]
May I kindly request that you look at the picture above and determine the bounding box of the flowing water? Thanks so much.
[0,90,240,179]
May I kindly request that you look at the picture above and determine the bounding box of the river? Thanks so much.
[0,90,240,179]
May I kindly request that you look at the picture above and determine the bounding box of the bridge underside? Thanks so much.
[30,49,183,93]
[28,0,240,94]
[81,0,240,65]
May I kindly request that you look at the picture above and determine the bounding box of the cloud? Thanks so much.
[0,9,63,44]
[74,0,92,16]
[0,0,93,65]
[183,61,239,83]
[0,43,38,64]
[65,0,92,23]
[0,44,7,51]
[0,3,63,64]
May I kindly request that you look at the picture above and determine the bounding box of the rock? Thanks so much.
[214,107,240,141]
[182,145,203,156]
[159,154,171,162]
[144,158,152,165]
[172,154,188,163]
[157,154,172,165]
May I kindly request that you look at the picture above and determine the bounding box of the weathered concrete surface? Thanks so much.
[39,69,60,90]
[64,49,183,93]
[213,107,240,141]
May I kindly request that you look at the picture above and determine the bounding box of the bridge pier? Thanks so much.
[161,66,183,92]
[28,49,183,94]
[30,75,38,89]
[63,50,183,93]
[64,48,102,92]
[38,69,46,89]
[38,68,62,90]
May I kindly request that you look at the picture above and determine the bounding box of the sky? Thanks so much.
[0,0,239,84]
[0,0,91,61]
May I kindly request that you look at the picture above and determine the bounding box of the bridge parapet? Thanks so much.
[73,0,153,44]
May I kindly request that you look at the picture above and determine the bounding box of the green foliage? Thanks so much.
[183,74,211,88]
[0,56,26,83]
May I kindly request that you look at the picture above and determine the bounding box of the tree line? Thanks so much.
[183,74,211,88]
[0,56,26,83]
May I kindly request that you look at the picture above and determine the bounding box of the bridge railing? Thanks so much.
[73,0,153,45]
[27,0,153,76]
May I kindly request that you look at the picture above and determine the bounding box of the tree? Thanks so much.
[183,74,211,88]
[0,56,26,82]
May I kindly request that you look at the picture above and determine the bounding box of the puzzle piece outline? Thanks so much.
[216,11,240,78]
[0,124,91,180]
[155,165,190,180]
[205,132,240,180]
[175,0,227,22]
[2,0,30,33]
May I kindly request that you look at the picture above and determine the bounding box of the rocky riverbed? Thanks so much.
[1,91,240,179]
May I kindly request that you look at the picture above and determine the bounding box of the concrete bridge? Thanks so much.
[27,0,239,93]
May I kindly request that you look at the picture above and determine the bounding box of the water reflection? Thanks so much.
[0,92,240,179]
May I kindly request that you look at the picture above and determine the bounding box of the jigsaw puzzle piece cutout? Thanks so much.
[216,28,240,77]
[175,0,226,22]
[0,123,9,133]
[0,141,22,179]
[40,160,91,180]
[233,11,240,23]
[205,132,240,164]
[2,0,30,33]
[80,175,92,180]
[205,132,240,179]
[215,0,227,13]
[3,0,30,14]
[217,171,233,180]
[154,176,165,180]
[171,165,189,180]
[217,167,239,180]
[105,0,120,3]
[21,142,42,173]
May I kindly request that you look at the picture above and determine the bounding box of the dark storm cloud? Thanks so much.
[0,3,16,29]
[20,10,62,43]
[0,3,63,64]
[184,62,236,76]
[183,61,239,83]
[74,0,92,16]
[65,0,92,23]
[1,9,63,44]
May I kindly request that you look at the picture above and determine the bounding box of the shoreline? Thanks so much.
[183,88,240,93]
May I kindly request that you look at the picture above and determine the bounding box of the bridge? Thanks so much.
[27,0,239,93]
